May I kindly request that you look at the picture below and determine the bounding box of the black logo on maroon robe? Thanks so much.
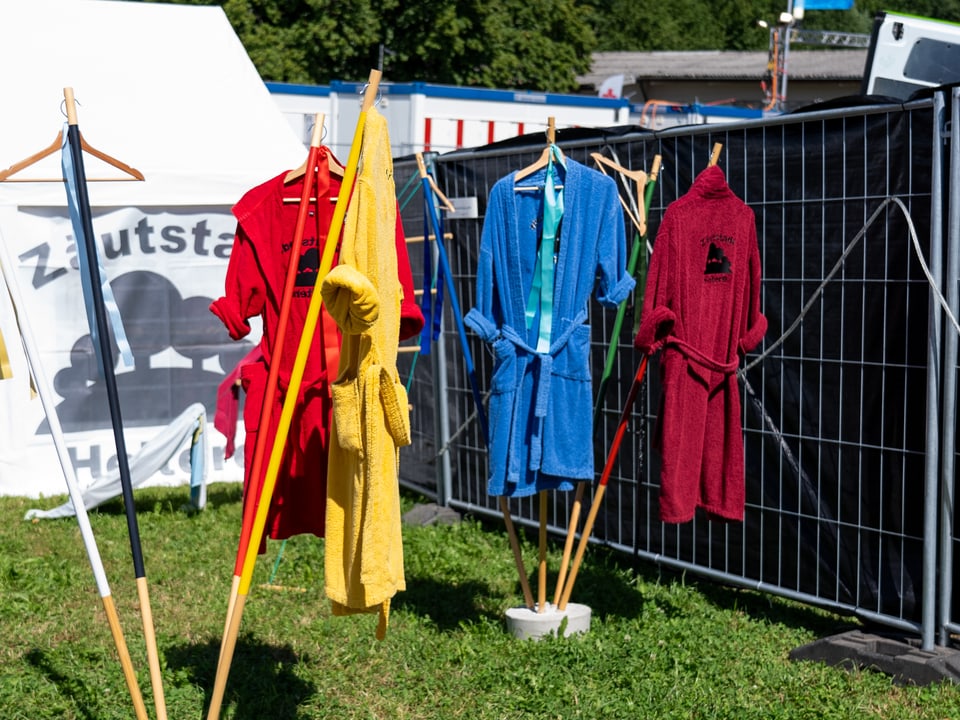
[705,242,732,275]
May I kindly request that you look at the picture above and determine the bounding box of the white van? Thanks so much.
[862,11,960,98]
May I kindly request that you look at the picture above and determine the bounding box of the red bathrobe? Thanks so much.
[635,165,767,523]
[211,154,423,546]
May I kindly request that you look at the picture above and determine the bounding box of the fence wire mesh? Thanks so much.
[394,95,958,642]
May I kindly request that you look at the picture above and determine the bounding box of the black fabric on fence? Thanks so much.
[398,101,936,625]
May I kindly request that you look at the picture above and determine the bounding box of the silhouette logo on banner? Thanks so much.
[39,270,253,433]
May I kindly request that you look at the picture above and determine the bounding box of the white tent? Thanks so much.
[0,0,306,498]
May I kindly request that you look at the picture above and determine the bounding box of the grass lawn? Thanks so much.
[1,482,958,719]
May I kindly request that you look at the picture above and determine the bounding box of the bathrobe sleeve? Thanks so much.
[394,208,425,342]
[593,173,635,308]
[634,209,679,355]
[209,177,284,342]
[738,222,767,354]
[209,224,266,341]
[464,181,507,343]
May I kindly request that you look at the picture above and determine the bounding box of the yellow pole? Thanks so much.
[206,69,382,720]
[217,113,326,668]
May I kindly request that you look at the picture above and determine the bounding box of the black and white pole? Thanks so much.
[63,87,167,720]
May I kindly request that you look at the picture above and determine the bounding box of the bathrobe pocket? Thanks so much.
[541,324,594,478]
[378,366,412,447]
[331,377,363,452]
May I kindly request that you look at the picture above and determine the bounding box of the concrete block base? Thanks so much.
[504,602,591,640]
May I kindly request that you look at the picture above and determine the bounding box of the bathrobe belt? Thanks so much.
[661,335,741,394]
[661,336,740,375]
[499,309,587,472]
[635,306,740,384]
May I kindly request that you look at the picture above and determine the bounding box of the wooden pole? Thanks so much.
[500,497,535,609]
[102,595,151,720]
[419,154,533,617]
[558,356,648,611]
[555,156,661,606]
[537,491,548,612]
[416,153,489,443]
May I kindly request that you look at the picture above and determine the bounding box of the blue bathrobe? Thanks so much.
[465,157,635,497]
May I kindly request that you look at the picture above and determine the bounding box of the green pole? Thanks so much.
[592,156,661,433]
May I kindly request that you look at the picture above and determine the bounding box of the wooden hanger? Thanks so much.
[284,113,344,183]
[514,116,562,184]
[0,87,144,182]
[708,142,722,167]
[590,152,648,235]
[328,151,346,178]
[415,152,455,213]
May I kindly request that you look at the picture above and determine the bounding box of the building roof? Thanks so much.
[578,49,868,87]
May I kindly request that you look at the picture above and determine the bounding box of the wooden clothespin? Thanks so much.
[0,87,144,183]
[415,152,455,213]
[708,142,722,168]
[649,155,662,183]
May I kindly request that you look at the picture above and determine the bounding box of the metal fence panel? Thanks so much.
[396,97,952,639]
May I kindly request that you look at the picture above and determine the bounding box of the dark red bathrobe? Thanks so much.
[211,154,423,546]
[635,165,767,523]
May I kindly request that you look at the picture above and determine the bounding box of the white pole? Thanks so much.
[0,236,149,719]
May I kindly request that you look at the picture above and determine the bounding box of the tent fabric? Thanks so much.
[0,0,305,498]
[0,0,304,207]
[24,402,209,520]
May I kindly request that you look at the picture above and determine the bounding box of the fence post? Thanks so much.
[432,283,453,506]
[938,87,960,646]
[922,90,946,651]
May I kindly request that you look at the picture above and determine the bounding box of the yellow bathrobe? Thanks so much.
[321,107,410,640]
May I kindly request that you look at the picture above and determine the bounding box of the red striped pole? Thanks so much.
[216,116,326,671]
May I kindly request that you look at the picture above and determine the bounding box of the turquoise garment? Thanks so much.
[465,157,634,498]
[524,144,565,353]
[61,123,134,373]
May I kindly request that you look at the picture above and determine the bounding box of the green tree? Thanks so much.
[141,0,595,92]
[586,0,960,52]
[381,0,596,91]
[139,0,960,87]
[219,0,384,83]
[586,0,783,51]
